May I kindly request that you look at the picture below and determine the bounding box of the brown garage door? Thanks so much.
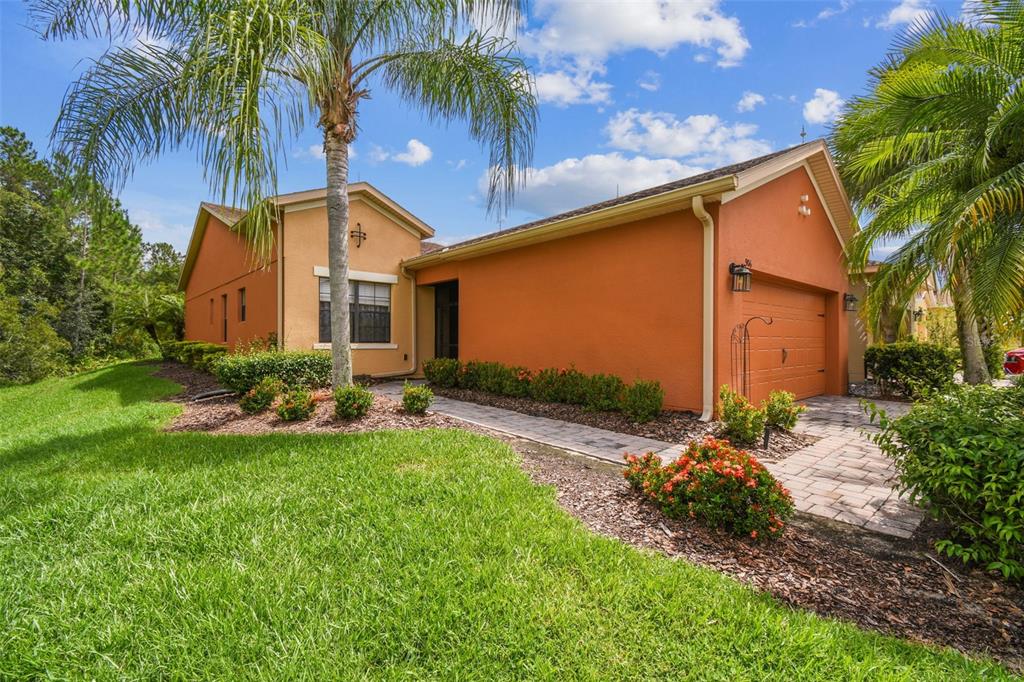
[741,279,827,403]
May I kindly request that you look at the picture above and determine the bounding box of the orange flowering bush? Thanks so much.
[624,437,793,540]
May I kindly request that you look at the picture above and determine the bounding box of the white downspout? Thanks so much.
[371,265,418,378]
[692,195,715,422]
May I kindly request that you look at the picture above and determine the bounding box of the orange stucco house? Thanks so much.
[179,139,856,415]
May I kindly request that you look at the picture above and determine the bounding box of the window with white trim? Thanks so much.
[319,278,391,344]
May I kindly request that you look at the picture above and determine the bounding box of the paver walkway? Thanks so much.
[373,383,923,537]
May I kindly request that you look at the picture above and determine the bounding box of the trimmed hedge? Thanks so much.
[213,351,332,393]
[161,340,228,372]
[864,341,959,399]
[873,382,1024,579]
[422,358,663,422]
[402,383,434,414]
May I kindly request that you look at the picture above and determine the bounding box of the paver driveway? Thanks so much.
[372,383,923,537]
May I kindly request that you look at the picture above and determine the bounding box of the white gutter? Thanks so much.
[371,265,419,378]
[692,195,715,422]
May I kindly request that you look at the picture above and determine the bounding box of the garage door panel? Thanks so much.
[740,280,827,402]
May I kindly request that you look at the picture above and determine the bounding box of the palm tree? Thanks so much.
[833,1,1024,384]
[33,0,536,386]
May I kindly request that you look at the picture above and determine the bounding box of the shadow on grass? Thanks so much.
[70,361,181,406]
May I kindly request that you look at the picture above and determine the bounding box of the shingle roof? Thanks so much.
[420,241,444,255]
[430,141,817,254]
[200,201,247,226]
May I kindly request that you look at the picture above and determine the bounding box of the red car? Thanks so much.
[1005,348,1024,375]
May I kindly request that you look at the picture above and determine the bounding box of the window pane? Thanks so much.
[319,301,331,343]
[319,277,331,302]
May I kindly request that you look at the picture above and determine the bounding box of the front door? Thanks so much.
[434,281,459,359]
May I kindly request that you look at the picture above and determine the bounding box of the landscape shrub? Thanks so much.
[503,366,532,398]
[528,367,561,402]
[984,343,1006,378]
[0,295,69,385]
[239,376,283,414]
[334,384,374,420]
[762,390,804,431]
[456,360,483,390]
[622,380,664,423]
[422,358,460,388]
[584,373,625,412]
[402,383,434,414]
[718,385,767,446]
[213,351,332,393]
[872,384,1024,580]
[160,340,227,372]
[276,388,316,421]
[624,437,794,540]
[552,367,589,405]
[474,361,516,395]
[864,341,958,399]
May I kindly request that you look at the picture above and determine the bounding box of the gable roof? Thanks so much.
[404,139,853,269]
[178,182,434,290]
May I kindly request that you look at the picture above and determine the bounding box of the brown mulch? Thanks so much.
[433,386,816,461]
[515,441,1024,671]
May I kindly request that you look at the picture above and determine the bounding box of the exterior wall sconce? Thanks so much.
[729,260,752,292]
[843,293,858,311]
[798,194,812,216]
[350,222,367,247]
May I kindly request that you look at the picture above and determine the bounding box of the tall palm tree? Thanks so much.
[33,0,536,385]
[833,0,1024,383]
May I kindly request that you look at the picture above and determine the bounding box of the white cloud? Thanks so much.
[794,0,853,28]
[484,153,706,217]
[637,70,661,92]
[449,159,468,171]
[370,139,432,166]
[605,109,772,165]
[877,0,932,29]
[535,61,612,106]
[803,88,844,124]
[736,91,766,112]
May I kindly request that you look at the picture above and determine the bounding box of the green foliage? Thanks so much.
[213,351,332,393]
[762,390,804,431]
[276,388,316,421]
[622,380,665,423]
[921,308,958,349]
[402,383,434,415]
[584,373,625,412]
[162,340,227,372]
[0,286,69,384]
[864,342,959,399]
[333,384,373,420]
[238,376,283,414]
[984,343,1006,379]
[624,438,794,540]
[718,385,767,446]
[527,367,561,402]
[422,358,459,388]
[872,384,1024,580]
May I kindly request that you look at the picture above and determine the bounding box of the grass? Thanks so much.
[0,363,1014,680]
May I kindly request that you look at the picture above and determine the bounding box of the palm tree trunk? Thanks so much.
[324,131,353,387]
[951,282,990,385]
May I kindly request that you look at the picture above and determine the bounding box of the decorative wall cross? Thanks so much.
[350,222,367,247]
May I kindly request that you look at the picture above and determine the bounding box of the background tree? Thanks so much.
[833,1,1024,383]
[34,0,537,386]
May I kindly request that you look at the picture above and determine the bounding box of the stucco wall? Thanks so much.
[415,210,706,411]
[183,215,278,348]
[280,198,422,376]
[716,166,850,398]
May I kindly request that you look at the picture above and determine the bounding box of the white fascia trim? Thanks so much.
[312,342,398,350]
[312,265,399,284]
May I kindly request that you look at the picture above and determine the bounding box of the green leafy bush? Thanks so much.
[276,388,316,421]
[239,376,283,414]
[402,383,434,414]
[762,390,804,431]
[213,351,332,393]
[984,343,1006,378]
[552,367,589,405]
[422,358,460,388]
[718,385,767,446]
[160,340,227,372]
[456,360,483,390]
[334,384,374,420]
[622,380,664,423]
[475,361,516,395]
[584,373,625,412]
[624,437,793,539]
[864,341,959,399]
[872,385,1024,579]
[0,294,69,384]
[528,367,561,402]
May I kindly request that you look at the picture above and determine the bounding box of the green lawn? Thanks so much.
[0,363,1013,680]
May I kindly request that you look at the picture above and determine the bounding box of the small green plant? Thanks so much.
[239,376,283,414]
[718,385,767,446]
[553,367,590,405]
[622,380,664,423]
[528,367,561,402]
[334,384,374,420]
[624,437,793,540]
[422,358,460,388]
[863,341,959,399]
[276,388,316,421]
[761,390,804,431]
[584,373,626,412]
[402,383,434,414]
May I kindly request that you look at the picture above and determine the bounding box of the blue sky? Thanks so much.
[0,0,961,252]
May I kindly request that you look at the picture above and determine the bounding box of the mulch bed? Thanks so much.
[515,441,1024,671]
[433,386,816,461]
[152,361,1023,670]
